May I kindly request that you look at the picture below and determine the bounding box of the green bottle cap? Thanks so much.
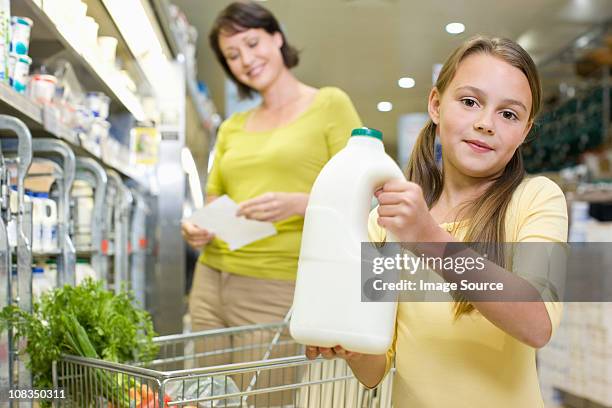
[351,127,383,141]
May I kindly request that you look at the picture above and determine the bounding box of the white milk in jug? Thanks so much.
[290,127,405,354]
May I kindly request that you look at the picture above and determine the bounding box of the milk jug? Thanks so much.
[40,193,58,252]
[290,127,405,354]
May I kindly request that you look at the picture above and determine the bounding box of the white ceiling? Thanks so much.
[174,0,612,156]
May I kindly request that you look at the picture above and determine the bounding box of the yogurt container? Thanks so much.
[90,117,110,145]
[29,74,58,104]
[86,92,110,119]
[10,16,33,55]
[9,53,31,93]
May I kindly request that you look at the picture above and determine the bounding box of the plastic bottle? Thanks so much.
[45,259,58,288]
[71,180,94,248]
[38,193,58,252]
[32,266,53,298]
[25,190,47,253]
[290,127,405,354]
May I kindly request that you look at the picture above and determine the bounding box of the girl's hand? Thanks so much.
[375,179,437,242]
[181,221,215,249]
[237,192,308,222]
[305,345,364,362]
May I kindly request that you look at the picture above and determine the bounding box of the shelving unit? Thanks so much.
[0,80,151,189]
[151,0,219,134]
[13,0,149,120]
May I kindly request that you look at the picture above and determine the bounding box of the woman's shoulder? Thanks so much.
[215,110,254,140]
[317,86,354,106]
[221,110,251,130]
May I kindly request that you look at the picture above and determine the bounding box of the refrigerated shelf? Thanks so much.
[13,0,148,120]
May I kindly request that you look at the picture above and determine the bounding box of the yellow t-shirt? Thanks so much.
[199,87,362,281]
[367,176,568,408]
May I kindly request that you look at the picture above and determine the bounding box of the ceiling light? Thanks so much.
[377,101,393,112]
[398,77,415,88]
[445,22,465,35]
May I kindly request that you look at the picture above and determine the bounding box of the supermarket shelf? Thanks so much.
[13,0,146,120]
[0,83,42,124]
[185,71,213,133]
[0,83,151,190]
[76,247,95,256]
[33,250,61,257]
[150,0,217,133]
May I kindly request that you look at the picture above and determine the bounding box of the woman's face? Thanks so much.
[428,53,533,179]
[219,28,285,93]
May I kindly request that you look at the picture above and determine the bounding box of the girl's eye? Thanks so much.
[248,39,258,48]
[461,98,478,108]
[226,54,239,61]
[502,111,518,121]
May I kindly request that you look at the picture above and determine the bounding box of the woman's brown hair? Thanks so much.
[209,1,300,99]
[406,36,542,318]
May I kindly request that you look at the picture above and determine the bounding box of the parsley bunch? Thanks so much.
[0,279,159,393]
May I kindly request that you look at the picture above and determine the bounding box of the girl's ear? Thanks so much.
[428,88,441,125]
[521,120,534,143]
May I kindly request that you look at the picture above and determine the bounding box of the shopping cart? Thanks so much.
[52,321,394,407]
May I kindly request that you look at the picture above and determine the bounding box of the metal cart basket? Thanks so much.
[52,322,394,407]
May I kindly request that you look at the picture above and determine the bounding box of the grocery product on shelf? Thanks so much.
[97,36,118,67]
[39,193,58,253]
[130,125,160,165]
[79,16,99,53]
[86,91,110,119]
[0,0,10,83]
[28,73,57,105]
[32,266,53,298]
[71,180,94,248]
[10,16,32,55]
[8,52,31,93]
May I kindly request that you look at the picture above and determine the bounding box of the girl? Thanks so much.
[307,36,568,407]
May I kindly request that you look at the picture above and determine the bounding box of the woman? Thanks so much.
[307,36,568,407]
[182,1,361,350]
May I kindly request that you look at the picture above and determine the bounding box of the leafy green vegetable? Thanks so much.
[0,278,158,397]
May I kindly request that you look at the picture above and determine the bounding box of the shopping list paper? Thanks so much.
[184,195,277,250]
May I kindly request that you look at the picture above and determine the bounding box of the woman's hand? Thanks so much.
[237,192,309,222]
[375,179,438,242]
[305,345,363,362]
[181,221,215,249]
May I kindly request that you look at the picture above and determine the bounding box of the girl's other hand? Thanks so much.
[305,345,363,362]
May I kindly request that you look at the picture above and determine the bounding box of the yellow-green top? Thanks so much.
[199,87,362,280]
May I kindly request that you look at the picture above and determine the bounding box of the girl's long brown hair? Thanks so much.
[407,36,542,318]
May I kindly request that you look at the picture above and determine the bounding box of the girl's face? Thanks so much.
[428,53,533,180]
[219,28,285,93]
